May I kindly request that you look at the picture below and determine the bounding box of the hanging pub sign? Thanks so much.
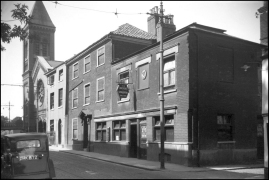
[117,83,129,99]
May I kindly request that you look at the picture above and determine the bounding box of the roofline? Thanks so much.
[113,23,265,64]
[44,61,65,76]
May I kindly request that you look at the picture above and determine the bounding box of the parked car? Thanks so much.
[1,133,56,179]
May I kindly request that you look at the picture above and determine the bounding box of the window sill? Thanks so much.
[50,108,54,111]
[72,77,79,80]
[117,99,130,104]
[83,70,91,75]
[58,80,63,83]
[96,100,105,103]
[72,107,78,110]
[83,103,90,106]
[58,106,63,109]
[137,87,149,91]
[97,63,105,68]
[157,88,177,95]
[217,141,236,144]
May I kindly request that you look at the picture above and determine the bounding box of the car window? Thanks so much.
[17,140,41,149]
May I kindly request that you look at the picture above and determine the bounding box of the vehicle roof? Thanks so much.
[4,133,47,140]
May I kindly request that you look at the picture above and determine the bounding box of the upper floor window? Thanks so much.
[58,88,63,107]
[72,88,78,108]
[50,92,54,109]
[73,62,79,79]
[84,55,91,73]
[48,75,55,86]
[96,77,105,102]
[34,39,49,56]
[217,114,233,141]
[59,69,63,82]
[84,83,90,105]
[97,46,105,67]
[163,54,175,91]
[50,120,54,132]
[118,71,130,101]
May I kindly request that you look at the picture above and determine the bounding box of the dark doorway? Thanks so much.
[58,119,62,145]
[130,124,137,158]
[83,118,88,149]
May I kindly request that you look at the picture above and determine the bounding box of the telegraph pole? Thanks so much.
[147,1,170,169]
[1,101,14,122]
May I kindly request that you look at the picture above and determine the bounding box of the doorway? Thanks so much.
[58,119,62,145]
[130,124,137,158]
[83,118,88,149]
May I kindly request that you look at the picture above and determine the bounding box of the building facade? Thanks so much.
[45,62,67,147]
[22,1,56,132]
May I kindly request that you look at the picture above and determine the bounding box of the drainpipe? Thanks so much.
[193,31,200,167]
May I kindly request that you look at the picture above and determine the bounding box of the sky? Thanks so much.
[1,1,264,120]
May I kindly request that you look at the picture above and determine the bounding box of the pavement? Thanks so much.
[49,145,264,175]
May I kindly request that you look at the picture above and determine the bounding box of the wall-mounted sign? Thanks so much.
[117,83,129,99]
[141,70,147,80]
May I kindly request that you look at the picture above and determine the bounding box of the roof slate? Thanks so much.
[111,23,156,40]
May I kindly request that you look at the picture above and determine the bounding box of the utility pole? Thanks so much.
[1,101,14,122]
[147,1,171,169]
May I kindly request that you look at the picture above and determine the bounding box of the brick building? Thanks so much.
[64,6,264,166]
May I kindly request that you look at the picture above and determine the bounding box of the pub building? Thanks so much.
[65,6,264,166]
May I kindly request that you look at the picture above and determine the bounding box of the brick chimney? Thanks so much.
[147,6,176,41]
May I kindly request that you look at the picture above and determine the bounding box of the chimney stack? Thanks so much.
[147,6,176,42]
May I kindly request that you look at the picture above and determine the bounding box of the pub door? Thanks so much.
[139,123,147,159]
[130,124,137,158]
[83,118,88,149]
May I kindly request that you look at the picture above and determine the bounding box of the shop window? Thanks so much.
[217,114,233,141]
[113,120,126,141]
[163,54,175,91]
[154,115,174,142]
[96,122,106,141]
[72,118,78,139]
[97,46,105,67]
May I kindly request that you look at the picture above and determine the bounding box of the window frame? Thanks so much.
[50,92,54,110]
[84,54,91,74]
[59,69,63,82]
[72,118,78,140]
[112,120,126,141]
[96,77,105,102]
[72,87,78,109]
[96,122,106,141]
[50,119,54,132]
[153,115,174,142]
[217,114,234,142]
[72,62,79,80]
[163,54,176,91]
[84,83,91,106]
[97,46,105,67]
[118,70,130,102]
[49,74,55,86]
[58,88,63,108]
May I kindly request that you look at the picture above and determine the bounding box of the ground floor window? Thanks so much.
[217,114,233,141]
[113,120,126,141]
[50,120,54,132]
[154,115,174,142]
[96,122,106,141]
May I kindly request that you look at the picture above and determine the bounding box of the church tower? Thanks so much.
[22,1,56,132]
